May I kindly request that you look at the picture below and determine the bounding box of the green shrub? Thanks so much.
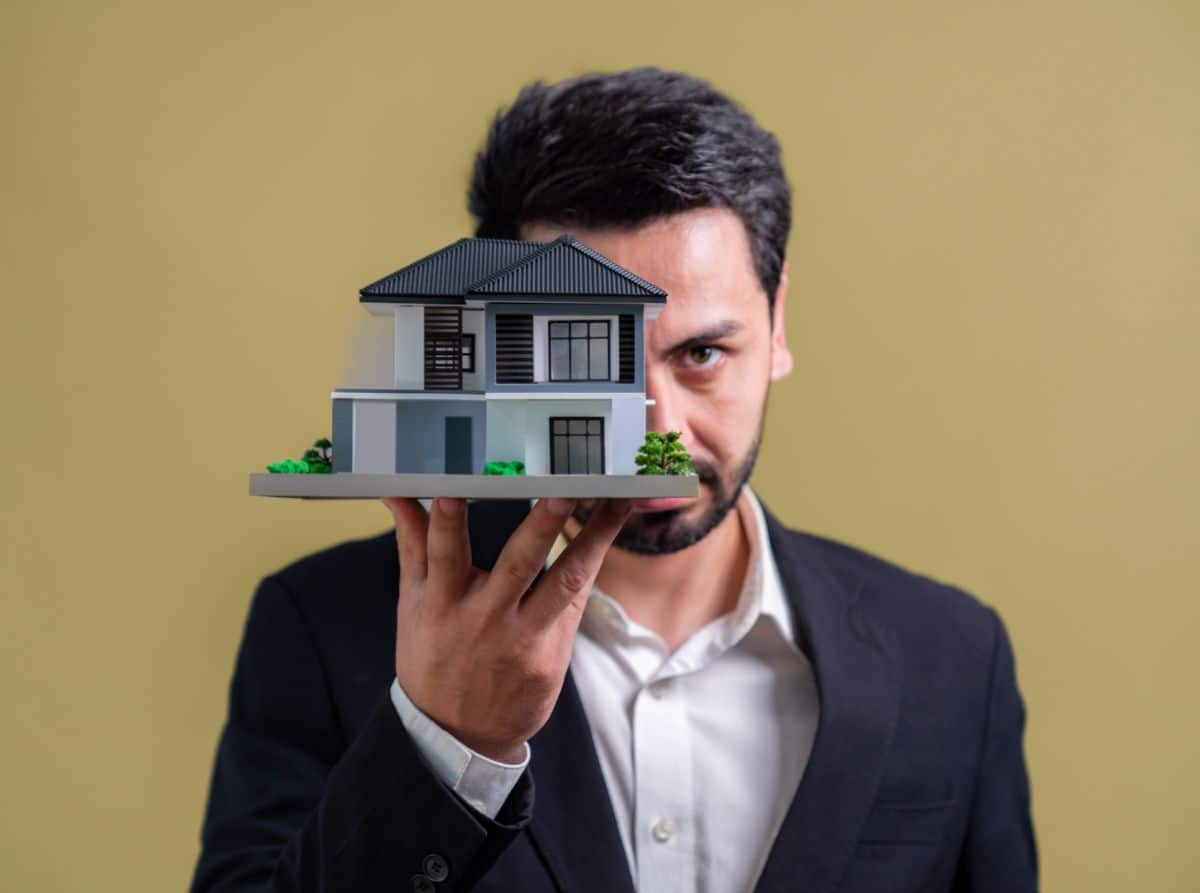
[267,437,334,474]
[484,460,526,476]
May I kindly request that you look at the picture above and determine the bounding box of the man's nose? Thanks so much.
[644,370,688,441]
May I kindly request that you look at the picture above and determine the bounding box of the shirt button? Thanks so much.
[651,817,678,843]
[422,853,449,882]
[648,678,672,698]
[410,875,435,893]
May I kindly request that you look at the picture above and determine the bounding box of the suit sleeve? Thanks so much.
[191,574,534,892]
[954,610,1039,892]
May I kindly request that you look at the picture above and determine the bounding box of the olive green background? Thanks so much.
[2,1,1197,889]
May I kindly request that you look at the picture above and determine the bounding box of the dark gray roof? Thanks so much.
[360,238,540,302]
[359,235,667,304]
[468,236,667,300]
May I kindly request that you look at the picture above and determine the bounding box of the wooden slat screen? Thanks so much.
[424,307,463,390]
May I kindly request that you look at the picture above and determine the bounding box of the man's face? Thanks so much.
[521,208,794,554]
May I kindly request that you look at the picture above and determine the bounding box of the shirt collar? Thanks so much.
[742,485,797,647]
[699,484,796,656]
[553,485,799,659]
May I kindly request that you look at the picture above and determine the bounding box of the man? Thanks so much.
[193,68,1037,892]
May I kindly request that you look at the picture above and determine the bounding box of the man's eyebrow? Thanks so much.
[657,320,745,359]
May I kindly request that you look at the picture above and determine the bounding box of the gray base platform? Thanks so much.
[249,472,700,500]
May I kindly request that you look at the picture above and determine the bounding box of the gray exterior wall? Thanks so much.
[461,308,486,391]
[485,302,644,394]
[394,399,487,474]
[332,399,353,472]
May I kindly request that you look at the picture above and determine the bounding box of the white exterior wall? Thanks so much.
[462,308,485,391]
[484,400,526,468]
[533,321,546,383]
[393,307,424,390]
[352,401,398,472]
[532,315,620,383]
[609,394,647,474]
[487,398,617,475]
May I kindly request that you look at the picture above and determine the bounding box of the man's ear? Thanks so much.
[769,262,794,381]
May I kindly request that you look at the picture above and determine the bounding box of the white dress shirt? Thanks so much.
[391,486,820,892]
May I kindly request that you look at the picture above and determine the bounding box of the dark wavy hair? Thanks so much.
[467,67,791,310]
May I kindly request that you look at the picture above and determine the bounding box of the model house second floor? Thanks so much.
[355,235,666,394]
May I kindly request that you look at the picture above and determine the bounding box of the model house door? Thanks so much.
[444,417,472,474]
[549,417,605,474]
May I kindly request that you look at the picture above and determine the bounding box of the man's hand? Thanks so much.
[382,496,632,764]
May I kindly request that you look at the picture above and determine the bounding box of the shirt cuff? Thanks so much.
[390,677,530,819]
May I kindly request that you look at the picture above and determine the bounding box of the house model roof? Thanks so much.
[359,235,668,304]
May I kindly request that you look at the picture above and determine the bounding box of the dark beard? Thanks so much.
[573,431,762,555]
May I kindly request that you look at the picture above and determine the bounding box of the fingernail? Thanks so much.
[545,498,575,517]
[437,498,464,517]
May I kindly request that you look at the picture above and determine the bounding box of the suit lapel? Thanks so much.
[753,508,904,893]
[469,501,634,893]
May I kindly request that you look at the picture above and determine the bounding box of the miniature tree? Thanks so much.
[302,438,333,473]
[635,431,695,476]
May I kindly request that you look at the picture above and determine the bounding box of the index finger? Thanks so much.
[484,497,576,608]
[520,498,631,628]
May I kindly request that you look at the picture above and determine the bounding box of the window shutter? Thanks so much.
[618,314,635,383]
[495,314,533,383]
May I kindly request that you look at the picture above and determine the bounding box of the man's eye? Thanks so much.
[685,346,723,368]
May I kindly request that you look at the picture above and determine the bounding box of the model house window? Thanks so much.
[549,320,610,382]
[461,334,475,373]
[550,417,605,474]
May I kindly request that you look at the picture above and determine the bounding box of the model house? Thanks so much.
[331,235,666,476]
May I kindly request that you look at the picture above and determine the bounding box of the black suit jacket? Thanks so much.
[192,499,1037,892]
